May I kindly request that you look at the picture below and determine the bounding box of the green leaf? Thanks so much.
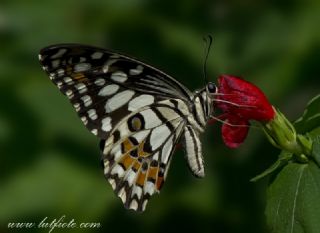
[250,151,292,182]
[295,94,320,133]
[311,135,320,168]
[266,161,320,233]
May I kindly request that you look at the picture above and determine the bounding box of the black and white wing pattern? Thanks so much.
[39,44,212,212]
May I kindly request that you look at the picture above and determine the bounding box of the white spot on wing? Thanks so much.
[118,187,127,203]
[108,178,116,189]
[81,116,88,125]
[87,109,97,120]
[140,109,162,129]
[129,200,138,210]
[128,94,154,111]
[102,117,112,132]
[158,99,175,108]
[176,100,189,115]
[129,65,144,75]
[56,81,63,89]
[118,123,130,138]
[74,63,91,72]
[132,186,143,199]
[150,125,171,150]
[111,71,127,83]
[49,73,55,80]
[157,107,180,120]
[142,199,148,211]
[105,90,135,113]
[104,160,110,173]
[98,84,119,96]
[74,103,80,112]
[94,78,105,86]
[161,136,173,164]
[81,95,92,107]
[126,170,136,186]
[91,52,103,59]
[132,130,150,143]
[103,136,114,155]
[65,90,74,99]
[51,48,67,59]
[111,144,122,161]
[56,69,65,77]
[144,181,155,195]
[63,77,73,84]
[102,59,117,73]
[91,129,98,135]
[111,164,125,176]
[75,83,87,94]
[152,152,159,161]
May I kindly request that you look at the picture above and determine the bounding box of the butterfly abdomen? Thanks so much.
[182,125,205,178]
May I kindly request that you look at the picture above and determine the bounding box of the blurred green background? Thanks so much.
[0,0,319,232]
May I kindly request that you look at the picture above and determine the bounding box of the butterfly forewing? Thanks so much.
[39,44,207,211]
[39,44,193,138]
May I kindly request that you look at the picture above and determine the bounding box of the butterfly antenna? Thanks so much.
[202,35,213,85]
[208,115,262,130]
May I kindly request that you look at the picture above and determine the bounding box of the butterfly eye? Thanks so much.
[207,82,217,93]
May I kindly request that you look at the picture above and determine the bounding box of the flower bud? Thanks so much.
[263,108,312,158]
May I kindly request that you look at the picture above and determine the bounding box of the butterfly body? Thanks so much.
[39,44,217,211]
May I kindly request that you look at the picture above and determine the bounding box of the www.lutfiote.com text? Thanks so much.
[8,215,101,232]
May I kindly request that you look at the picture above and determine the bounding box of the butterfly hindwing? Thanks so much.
[100,102,186,211]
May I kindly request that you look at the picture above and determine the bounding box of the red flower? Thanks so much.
[215,75,275,148]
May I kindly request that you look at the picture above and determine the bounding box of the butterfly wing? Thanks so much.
[39,44,193,139]
[39,44,194,211]
[101,100,187,211]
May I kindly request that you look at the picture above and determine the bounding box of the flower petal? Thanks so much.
[217,75,275,121]
[221,116,250,148]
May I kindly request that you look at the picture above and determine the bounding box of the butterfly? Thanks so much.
[39,44,218,212]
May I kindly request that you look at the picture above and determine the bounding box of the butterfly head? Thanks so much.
[206,82,218,95]
[192,82,218,123]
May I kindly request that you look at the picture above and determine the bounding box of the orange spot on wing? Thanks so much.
[120,154,135,170]
[72,73,88,82]
[147,167,158,181]
[136,171,147,187]
[66,65,87,82]
[156,177,164,190]
[123,139,133,153]
[132,161,141,171]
